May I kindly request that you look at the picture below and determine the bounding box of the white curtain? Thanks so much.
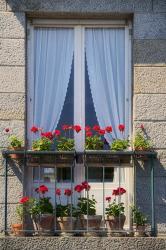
[85,28,128,143]
[32,28,74,137]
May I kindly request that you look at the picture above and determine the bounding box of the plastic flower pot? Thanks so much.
[106,214,126,232]
[80,215,102,236]
[57,217,76,235]
[11,223,24,236]
[32,214,55,236]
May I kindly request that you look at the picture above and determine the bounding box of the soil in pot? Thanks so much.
[81,215,102,236]
[106,214,126,231]
[11,223,24,236]
[33,214,55,236]
[57,217,76,235]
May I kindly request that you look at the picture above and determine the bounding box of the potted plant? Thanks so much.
[105,187,126,233]
[131,205,148,237]
[11,196,29,236]
[29,185,54,236]
[76,181,102,235]
[4,128,24,159]
[55,188,77,234]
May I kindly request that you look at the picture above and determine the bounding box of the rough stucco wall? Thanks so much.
[0,0,166,237]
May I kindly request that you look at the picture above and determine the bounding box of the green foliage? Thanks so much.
[15,204,24,222]
[111,139,129,151]
[32,137,52,151]
[131,205,148,226]
[56,204,77,217]
[9,135,22,148]
[56,137,74,151]
[105,201,125,217]
[85,135,104,150]
[134,132,151,151]
[28,197,53,216]
[76,196,97,216]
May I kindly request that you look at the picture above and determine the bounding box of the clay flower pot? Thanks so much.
[106,214,126,231]
[9,147,24,159]
[32,214,55,236]
[11,223,24,236]
[57,217,76,234]
[80,215,102,236]
[134,224,146,237]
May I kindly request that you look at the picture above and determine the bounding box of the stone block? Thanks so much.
[0,0,6,11]
[0,93,25,120]
[153,0,166,13]
[133,40,166,65]
[0,120,24,148]
[133,121,166,149]
[0,39,25,66]
[134,13,166,39]
[0,176,23,204]
[0,12,25,38]
[157,150,166,163]
[134,94,166,121]
[118,0,152,12]
[0,66,25,92]
[0,204,18,231]
[134,67,166,94]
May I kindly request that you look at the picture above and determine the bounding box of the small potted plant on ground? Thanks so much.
[4,128,24,159]
[55,188,77,235]
[11,196,29,236]
[76,181,102,236]
[29,185,54,236]
[131,205,148,237]
[105,187,126,234]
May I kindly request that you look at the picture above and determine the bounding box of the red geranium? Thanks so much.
[54,130,61,137]
[118,124,125,132]
[98,129,105,136]
[105,126,112,133]
[112,189,119,196]
[62,124,70,130]
[5,128,10,133]
[31,126,39,133]
[55,188,61,196]
[35,185,48,194]
[140,124,144,130]
[86,131,92,137]
[41,131,53,140]
[74,125,82,133]
[74,184,84,193]
[85,126,91,132]
[82,181,90,191]
[19,196,29,204]
[117,187,126,195]
[93,125,100,131]
[64,189,72,196]
[106,196,111,202]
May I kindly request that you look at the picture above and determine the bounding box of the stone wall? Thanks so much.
[0,0,166,235]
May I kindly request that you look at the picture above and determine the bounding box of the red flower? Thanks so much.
[140,124,144,130]
[5,128,10,133]
[19,196,29,204]
[106,196,111,202]
[98,129,105,136]
[35,185,48,194]
[85,126,91,132]
[31,126,39,133]
[93,125,100,131]
[86,131,92,137]
[74,125,82,133]
[41,131,53,140]
[112,189,119,196]
[82,181,91,191]
[117,187,126,195]
[118,124,125,132]
[54,130,61,137]
[55,188,61,196]
[74,184,84,193]
[64,189,72,196]
[105,126,112,133]
[62,124,70,130]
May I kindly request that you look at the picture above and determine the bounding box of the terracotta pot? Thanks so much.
[134,225,146,237]
[11,223,24,236]
[106,214,126,231]
[81,215,102,230]
[57,217,76,232]
[9,147,24,159]
[33,214,55,236]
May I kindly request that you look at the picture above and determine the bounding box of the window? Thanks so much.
[27,20,132,221]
